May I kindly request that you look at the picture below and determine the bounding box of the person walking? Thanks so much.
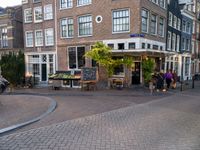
[172,70,178,89]
[164,70,173,89]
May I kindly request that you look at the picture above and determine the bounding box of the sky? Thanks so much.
[0,0,21,8]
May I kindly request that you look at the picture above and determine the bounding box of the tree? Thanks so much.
[85,42,132,77]
[0,51,25,86]
[142,58,155,84]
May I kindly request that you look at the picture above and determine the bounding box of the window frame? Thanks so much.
[44,4,53,20]
[78,14,93,37]
[35,30,43,47]
[45,28,54,46]
[112,8,130,34]
[25,31,34,47]
[24,8,32,23]
[77,0,92,7]
[34,6,43,23]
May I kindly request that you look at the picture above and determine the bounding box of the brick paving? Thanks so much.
[0,95,52,129]
[1,88,200,149]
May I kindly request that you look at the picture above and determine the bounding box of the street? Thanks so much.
[0,86,200,150]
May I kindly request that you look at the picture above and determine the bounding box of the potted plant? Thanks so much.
[142,58,155,87]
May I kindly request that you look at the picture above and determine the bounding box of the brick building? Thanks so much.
[0,6,23,55]
[56,0,168,86]
[22,0,57,83]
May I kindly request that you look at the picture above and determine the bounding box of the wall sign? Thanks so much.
[130,34,145,38]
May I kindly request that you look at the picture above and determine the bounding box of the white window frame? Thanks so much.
[45,28,54,46]
[168,12,172,26]
[34,6,43,23]
[44,4,53,20]
[24,8,32,23]
[150,13,157,35]
[60,0,73,9]
[141,9,149,33]
[167,31,171,50]
[35,30,43,47]
[25,31,33,47]
[158,17,165,37]
[77,0,92,7]
[172,33,176,51]
[60,18,74,38]
[112,8,130,34]
[176,35,180,52]
[78,14,93,37]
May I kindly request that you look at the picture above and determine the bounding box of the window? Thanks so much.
[173,15,177,28]
[158,17,164,37]
[177,18,181,30]
[112,9,130,33]
[34,7,42,23]
[78,15,92,36]
[60,0,73,9]
[129,43,135,49]
[60,18,74,38]
[168,12,172,26]
[186,39,190,51]
[172,33,176,51]
[118,43,124,50]
[159,0,166,8]
[35,30,43,46]
[185,57,190,76]
[142,43,146,49]
[147,43,151,49]
[44,4,53,20]
[150,14,157,35]
[45,28,54,46]
[182,20,186,32]
[167,31,171,50]
[68,47,85,69]
[1,27,8,48]
[33,64,40,75]
[77,0,92,6]
[182,38,185,50]
[108,44,114,49]
[24,8,32,23]
[26,31,33,47]
[176,35,180,52]
[33,0,41,3]
[141,9,149,33]
[186,22,191,33]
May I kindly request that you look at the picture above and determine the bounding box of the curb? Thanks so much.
[0,97,57,135]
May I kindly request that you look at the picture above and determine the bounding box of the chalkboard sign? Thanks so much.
[81,67,97,81]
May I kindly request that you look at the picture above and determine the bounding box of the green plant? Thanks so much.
[142,58,155,84]
[0,50,25,86]
[85,42,133,77]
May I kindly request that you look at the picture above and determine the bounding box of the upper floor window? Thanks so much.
[182,20,186,32]
[150,14,157,35]
[173,15,177,29]
[112,9,130,33]
[186,22,191,33]
[168,12,172,26]
[24,8,32,23]
[22,0,28,4]
[78,15,92,36]
[159,0,166,8]
[158,17,165,37]
[60,18,74,38]
[35,30,43,47]
[77,0,91,6]
[177,18,181,30]
[0,27,8,48]
[33,0,41,3]
[60,0,73,9]
[34,7,42,23]
[167,31,171,50]
[141,9,149,33]
[44,4,53,20]
[26,31,33,47]
[45,28,54,46]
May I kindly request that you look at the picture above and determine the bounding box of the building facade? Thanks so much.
[56,0,168,86]
[0,6,24,55]
[22,0,57,83]
[179,1,194,80]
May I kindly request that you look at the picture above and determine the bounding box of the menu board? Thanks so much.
[82,67,97,81]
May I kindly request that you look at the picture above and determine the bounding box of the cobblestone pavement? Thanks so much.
[4,87,172,135]
[1,88,200,149]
